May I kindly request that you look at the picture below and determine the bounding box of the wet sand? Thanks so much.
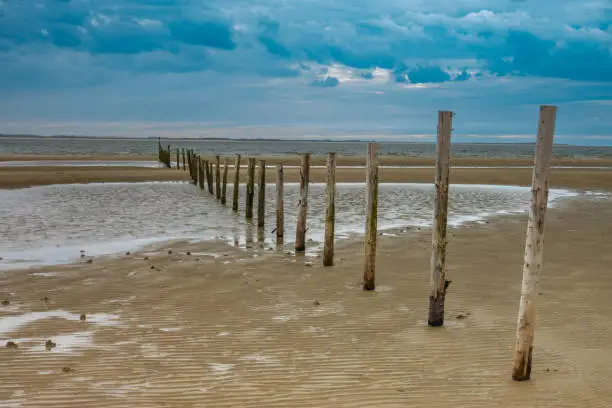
[1,197,612,407]
[2,164,612,191]
[3,153,612,167]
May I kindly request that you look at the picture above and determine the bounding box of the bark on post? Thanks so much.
[221,159,229,205]
[276,165,284,246]
[245,158,256,220]
[257,160,266,228]
[363,143,379,291]
[207,162,214,194]
[428,111,454,326]
[198,157,205,190]
[187,150,191,178]
[512,105,557,382]
[323,152,337,266]
[295,153,311,252]
[232,154,241,212]
[215,155,221,200]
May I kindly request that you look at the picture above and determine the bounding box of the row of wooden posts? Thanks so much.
[157,139,172,168]
[160,105,558,382]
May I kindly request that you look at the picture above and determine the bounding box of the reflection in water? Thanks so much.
[0,182,578,269]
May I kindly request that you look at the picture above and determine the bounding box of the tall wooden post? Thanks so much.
[295,153,311,252]
[187,150,191,178]
[221,159,229,205]
[198,157,205,190]
[215,155,221,200]
[323,152,337,266]
[207,162,214,194]
[512,105,557,382]
[203,160,208,190]
[176,149,180,170]
[428,111,453,326]
[232,154,241,212]
[257,160,266,228]
[276,165,284,245]
[245,158,256,220]
[363,143,379,291]
[182,148,186,171]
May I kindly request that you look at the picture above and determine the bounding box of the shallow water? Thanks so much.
[0,181,580,269]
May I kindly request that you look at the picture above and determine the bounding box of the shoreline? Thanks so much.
[2,164,612,190]
[0,181,585,271]
[1,198,611,406]
[3,153,612,167]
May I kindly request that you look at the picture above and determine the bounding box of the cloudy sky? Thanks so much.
[0,0,610,143]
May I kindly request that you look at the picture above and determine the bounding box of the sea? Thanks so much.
[2,136,612,158]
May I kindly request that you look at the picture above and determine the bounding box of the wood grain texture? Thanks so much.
[363,143,379,291]
[323,152,336,267]
[512,105,557,381]
[428,111,453,327]
[295,153,311,252]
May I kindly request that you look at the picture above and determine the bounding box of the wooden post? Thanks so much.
[257,160,266,228]
[182,149,186,171]
[203,160,208,190]
[199,157,205,190]
[428,111,453,326]
[323,152,337,266]
[363,143,379,291]
[207,162,214,194]
[187,150,191,178]
[232,154,241,212]
[221,159,229,205]
[176,149,180,170]
[245,158,256,220]
[276,165,284,245]
[215,155,221,200]
[295,153,310,252]
[512,105,557,382]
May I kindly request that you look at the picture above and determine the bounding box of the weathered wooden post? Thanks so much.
[176,149,180,170]
[182,148,186,171]
[512,105,557,382]
[245,158,256,220]
[323,152,337,266]
[198,157,205,190]
[221,159,229,205]
[257,160,266,228]
[215,155,221,200]
[232,154,241,212]
[187,150,191,178]
[295,153,311,253]
[207,161,214,194]
[363,143,379,290]
[276,164,284,246]
[428,111,453,326]
[202,159,208,189]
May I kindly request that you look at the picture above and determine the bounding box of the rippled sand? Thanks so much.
[2,195,612,407]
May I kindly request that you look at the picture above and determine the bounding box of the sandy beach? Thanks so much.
[1,154,612,407]
[1,195,612,407]
[2,154,612,190]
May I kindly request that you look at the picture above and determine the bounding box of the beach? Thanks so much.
[1,152,612,407]
[2,154,612,190]
[1,195,612,407]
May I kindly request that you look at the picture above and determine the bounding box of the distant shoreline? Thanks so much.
[0,133,581,146]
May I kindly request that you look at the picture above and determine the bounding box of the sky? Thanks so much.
[0,0,611,144]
